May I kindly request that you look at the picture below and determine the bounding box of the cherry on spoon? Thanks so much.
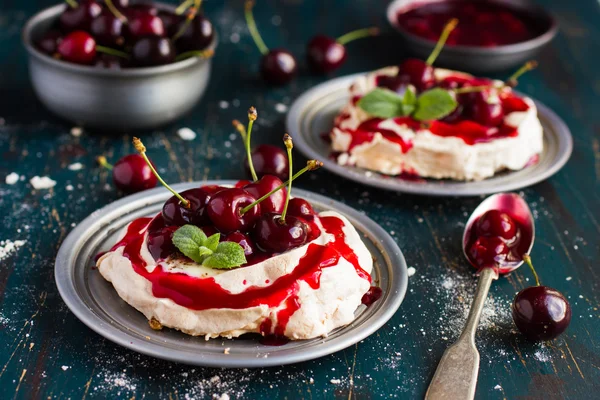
[426,193,535,400]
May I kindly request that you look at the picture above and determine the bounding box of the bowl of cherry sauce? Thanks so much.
[22,1,217,130]
[387,0,557,73]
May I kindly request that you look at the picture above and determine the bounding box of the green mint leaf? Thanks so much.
[197,246,214,259]
[172,225,209,263]
[202,241,247,269]
[403,86,417,106]
[356,88,407,118]
[204,233,220,252]
[413,88,458,121]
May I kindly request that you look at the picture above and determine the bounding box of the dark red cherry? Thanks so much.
[127,12,165,39]
[260,49,297,85]
[59,0,102,32]
[174,15,214,52]
[253,213,308,253]
[101,0,128,9]
[476,210,517,240]
[158,10,181,36]
[201,185,227,195]
[131,37,175,67]
[125,3,158,16]
[206,188,260,233]
[36,30,62,55]
[468,236,509,270]
[397,58,434,92]
[512,286,571,341]
[306,35,346,74]
[112,154,157,193]
[468,90,505,127]
[246,144,289,181]
[162,188,212,226]
[57,31,96,65]
[90,11,125,47]
[223,231,256,258]
[244,175,286,214]
[287,198,316,219]
[147,226,178,261]
[377,75,412,95]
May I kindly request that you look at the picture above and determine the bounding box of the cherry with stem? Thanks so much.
[97,154,157,193]
[244,107,259,182]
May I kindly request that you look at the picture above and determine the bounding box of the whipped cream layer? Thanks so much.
[330,67,544,181]
[97,211,373,340]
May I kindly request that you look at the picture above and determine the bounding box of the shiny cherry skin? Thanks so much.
[111,154,158,193]
[287,197,316,219]
[206,188,260,233]
[244,175,287,214]
[126,12,165,39]
[476,210,517,240]
[57,31,96,65]
[201,185,227,195]
[468,236,509,269]
[377,75,413,95]
[306,35,346,74]
[125,3,158,16]
[468,90,505,127]
[397,58,434,92]
[131,37,175,67]
[102,0,128,9]
[512,286,571,341]
[174,15,214,52]
[260,49,297,85]
[253,213,308,253]
[159,10,181,36]
[90,11,125,47]
[36,30,62,55]
[59,0,102,32]
[223,231,256,258]
[246,144,289,181]
[147,225,178,261]
[162,188,212,226]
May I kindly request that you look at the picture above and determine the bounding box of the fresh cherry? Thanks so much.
[468,90,505,127]
[397,58,434,92]
[201,185,227,195]
[57,31,96,65]
[468,236,509,269]
[36,30,62,56]
[244,175,287,214]
[174,15,214,52]
[476,210,517,240]
[131,37,175,66]
[206,188,260,233]
[162,188,212,226]
[287,198,316,219]
[125,3,158,16]
[90,11,125,47]
[126,12,165,39]
[246,145,289,181]
[147,225,178,261]
[101,0,128,9]
[253,213,308,253]
[512,255,571,341]
[59,0,102,33]
[159,10,181,36]
[223,231,256,258]
[307,28,377,74]
[98,154,158,193]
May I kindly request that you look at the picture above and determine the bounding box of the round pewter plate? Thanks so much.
[287,73,573,196]
[55,181,408,368]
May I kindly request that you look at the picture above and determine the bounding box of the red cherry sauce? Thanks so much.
[347,118,419,153]
[106,211,371,339]
[396,1,549,47]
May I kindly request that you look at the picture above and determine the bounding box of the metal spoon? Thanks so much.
[425,193,535,400]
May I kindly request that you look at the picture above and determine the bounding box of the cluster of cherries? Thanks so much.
[244,0,378,85]
[123,108,322,265]
[36,0,214,67]
[467,209,571,341]
[377,18,536,127]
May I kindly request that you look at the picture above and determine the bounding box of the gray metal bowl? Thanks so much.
[386,0,557,73]
[22,3,217,130]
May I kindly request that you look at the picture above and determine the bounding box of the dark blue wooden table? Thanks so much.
[1,0,598,398]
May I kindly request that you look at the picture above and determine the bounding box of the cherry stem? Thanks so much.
[246,107,259,182]
[523,254,541,286]
[452,60,538,94]
[132,137,190,208]
[175,0,195,15]
[232,120,247,141]
[505,60,538,86]
[96,45,130,59]
[280,134,293,222]
[240,159,323,215]
[426,18,458,66]
[336,27,379,46]
[244,0,269,55]
[104,0,128,23]
[96,155,113,170]
[173,0,201,41]
[65,0,78,8]
[175,49,214,62]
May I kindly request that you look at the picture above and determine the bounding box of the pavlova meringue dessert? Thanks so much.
[97,110,377,341]
[330,19,543,181]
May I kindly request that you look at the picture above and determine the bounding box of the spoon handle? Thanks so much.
[424,268,497,400]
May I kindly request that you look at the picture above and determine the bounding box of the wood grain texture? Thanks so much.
[0,0,598,398]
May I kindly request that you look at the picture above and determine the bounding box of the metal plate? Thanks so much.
[55,181,408,368]
[287,73,573,196]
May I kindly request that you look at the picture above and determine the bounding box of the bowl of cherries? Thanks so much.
[22,0,216,130]
[387,0,557,72]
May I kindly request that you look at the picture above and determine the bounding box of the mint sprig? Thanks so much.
[172,225,247,269]
[357,86,457,122]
